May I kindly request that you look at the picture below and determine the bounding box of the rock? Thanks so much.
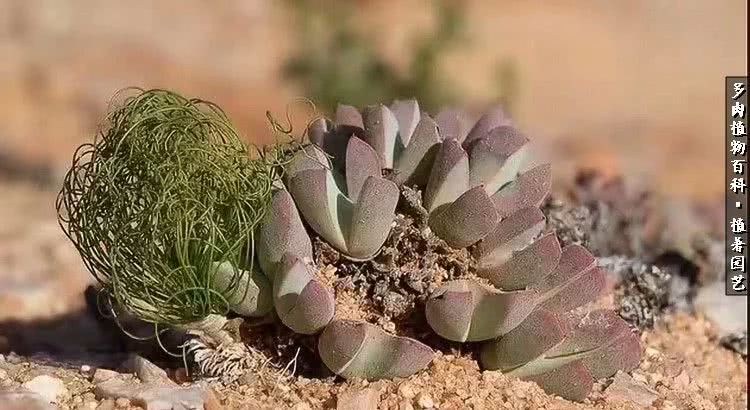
[0,354,5,362]
[94,377,222,410]
[337,387,380,410]
[397,382,417,399]
[416,392,434,409]
[21,375,69,404]
[80,365,93,377]
[0,369,7,380]
[292,403,312,410]
[0,387,57,410]
[92,368,122,384]
[695,280,748,336]
[604,371,659,407]
[126,354,175,385]
[115,397,131,408]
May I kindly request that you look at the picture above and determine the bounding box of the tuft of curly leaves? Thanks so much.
[56,88,281,326]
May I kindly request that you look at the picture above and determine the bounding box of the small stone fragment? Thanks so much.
[604,371,658,407]
[21,375,69,404]
[416,392,435,409]
[337,386,381,410]
[92,368,121,384]
[398,382,417,399]
[0,369,7,380]
[127,354,175,385]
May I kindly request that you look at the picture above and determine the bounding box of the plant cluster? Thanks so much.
[253,100,641,400]
[58,91,641,402]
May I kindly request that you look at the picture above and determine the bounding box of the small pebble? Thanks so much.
[398,382,416,399]
[416,392,434,409]
[0,354,5,362]
[115,397,130,408]
[0,369,7,380]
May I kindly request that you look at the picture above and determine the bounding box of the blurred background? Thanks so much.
[0,0,747,323]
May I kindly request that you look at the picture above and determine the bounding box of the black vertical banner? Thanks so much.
[726,76,749,296]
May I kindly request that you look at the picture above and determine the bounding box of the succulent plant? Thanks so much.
[286,99,640,401]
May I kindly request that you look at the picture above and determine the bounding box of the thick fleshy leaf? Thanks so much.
[423,139,469,213]
[307,117,332,147]
[389,99,420,146]
[463,105,513,148]
[362,105,399,169]
[475,207,546,281]
[468,126,530,195]
[318,320,434,380]
[534,245,604,313]
[211,261,273,317]
[480,308,566,372]
[286,146,330,180]
[273,253,335,334]
[428,185,499,248]
[492,164,552,219]
[477,232,561,291]
[521,361,594,402]
[391,114,442,186]
[345,136,381,202]
[545,310,641,379]
[347,176,399,260]
[257,189,313,280]
[336,104,364,129]
[435,107,470,143]
[288,168,351,252]
[425,280,539,342]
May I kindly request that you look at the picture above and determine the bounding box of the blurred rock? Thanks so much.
[0,387,57,410]
[695,280,748,337]
[20,375,68,404]
[94,378,221,410]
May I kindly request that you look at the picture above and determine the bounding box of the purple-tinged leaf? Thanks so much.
[318,320,434,380]
[347,176,399,260]
[307,118,332,147]
[468,126,530,195]
[522,361,594,403]
[435,107,470,143]
[425,280,539,342]
[391,114,442,186]
[546,310,641,379]
[362,105,399,169]
[336,104,364,129]
[477,232,561,291]
[286,146,330,180]
[423,139,469,212]
[389,99,420,146]
[274,253,334,334]
[480,309,566,372]
[288,168,350,252]
[534,245,604,312]
[492,164,551,219]
[428,185,499,248]
[463,105,513,148]
[345,137,381,202]
[475,207,546,279]
[257,190,313,280]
